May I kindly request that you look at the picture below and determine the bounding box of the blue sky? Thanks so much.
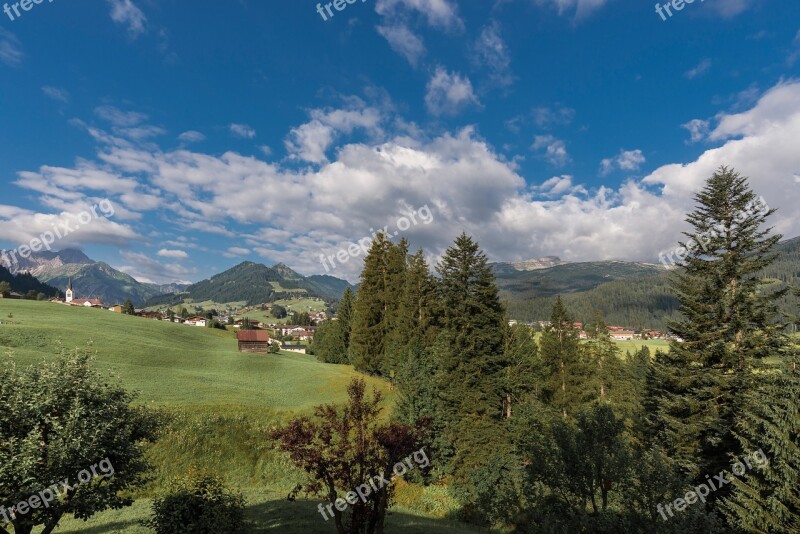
[1,0,799,283]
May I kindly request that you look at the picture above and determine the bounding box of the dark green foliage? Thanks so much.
[654,167,790,487]
[539,297,584,417]
[123,299,135,315]
[270,304,287,319]
[0,265,60,299]
[145,261,341,308]
[433,233,509,483]
[143,471,246,534]
[349,233,398,374]
[720,361,800,532]
[0,345,162,534]
[311,320,348,364]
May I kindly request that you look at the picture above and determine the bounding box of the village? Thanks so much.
[40,279,330,354]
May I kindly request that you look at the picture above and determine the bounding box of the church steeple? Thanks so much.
[67,277,73,291]
[65,278,74,303]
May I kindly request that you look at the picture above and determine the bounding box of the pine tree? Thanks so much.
[656,167,790,498]
[539,297,583,418]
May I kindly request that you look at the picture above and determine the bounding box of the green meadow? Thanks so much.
[0,300,476,533]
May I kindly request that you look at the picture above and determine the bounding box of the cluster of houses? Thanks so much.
[509,319,676,341]
[51,280,317,354]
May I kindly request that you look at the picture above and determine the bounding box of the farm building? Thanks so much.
[236,330,271,352]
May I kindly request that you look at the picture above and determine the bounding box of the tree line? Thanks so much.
[306,167,800,532]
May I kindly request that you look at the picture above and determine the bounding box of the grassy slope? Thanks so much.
[0,300,475,533]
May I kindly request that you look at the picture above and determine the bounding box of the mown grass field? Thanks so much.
[0,300,477,533]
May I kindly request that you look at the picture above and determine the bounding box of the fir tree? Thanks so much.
[656,167,790,499]
[539,297,583,418]
[434,233,508,480]
[337,286,354,350]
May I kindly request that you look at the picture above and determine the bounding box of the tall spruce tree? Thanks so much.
[349,232,392,373]
[434,233,508,480]
[337,286,354,350]
[539,297,583,418]
[656,167,790,502]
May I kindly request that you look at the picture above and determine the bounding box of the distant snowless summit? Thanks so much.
[508,256,568,271]
[491,256,568,274]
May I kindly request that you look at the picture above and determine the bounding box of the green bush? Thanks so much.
[143,470,246,533]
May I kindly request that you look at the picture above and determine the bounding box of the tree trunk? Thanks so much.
[41,513,65,534]
[11,521,33,534]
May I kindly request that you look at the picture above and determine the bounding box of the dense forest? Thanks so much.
[304,167,800,533]
[0,264,60,299]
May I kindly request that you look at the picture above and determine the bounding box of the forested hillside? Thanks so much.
[503,236,800,329]
[145,261,351,307]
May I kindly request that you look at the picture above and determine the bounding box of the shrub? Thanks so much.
[143,470,246,533]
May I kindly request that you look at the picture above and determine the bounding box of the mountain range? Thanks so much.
[1,250,187,306]
[3,237,799,330]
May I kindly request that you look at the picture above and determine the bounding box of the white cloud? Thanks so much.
[529,104,575,129]
[425,67,481,116]
[600,149,646,175]
[107,0,147,38]
[534,0,609,19]
[178,131,205,143]
[473,21,514,88]
[682,119,710,143]
[532,135,571,167]
[157,249,189,259]
[8,82,800,283]
[224,247,251,258]
[42,86,70,102]
[376,24,426,67]
[375,0,463,31]
[285,104,384,164]
[117,251,195,285]
[685,58,712,79]
[0,28,23,66]
[230,123,257,139]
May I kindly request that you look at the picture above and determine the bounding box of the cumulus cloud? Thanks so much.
[532,135,571,167]
[230,123,257,139]
[107,0,147,38]
[117,251,195,285]
[682,119,710,143]
[376,23,426,67]
[157,249,189,259]
[600,149,646,175]
[375,0,463,31]
[178,130,205,143]
[425,67,481,116]
[7,81,800,283]
[472,21,514,88]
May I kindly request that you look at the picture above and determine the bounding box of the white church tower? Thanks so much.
[65,278,73,303]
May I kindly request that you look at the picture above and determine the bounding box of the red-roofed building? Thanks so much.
[236,330,271,353]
